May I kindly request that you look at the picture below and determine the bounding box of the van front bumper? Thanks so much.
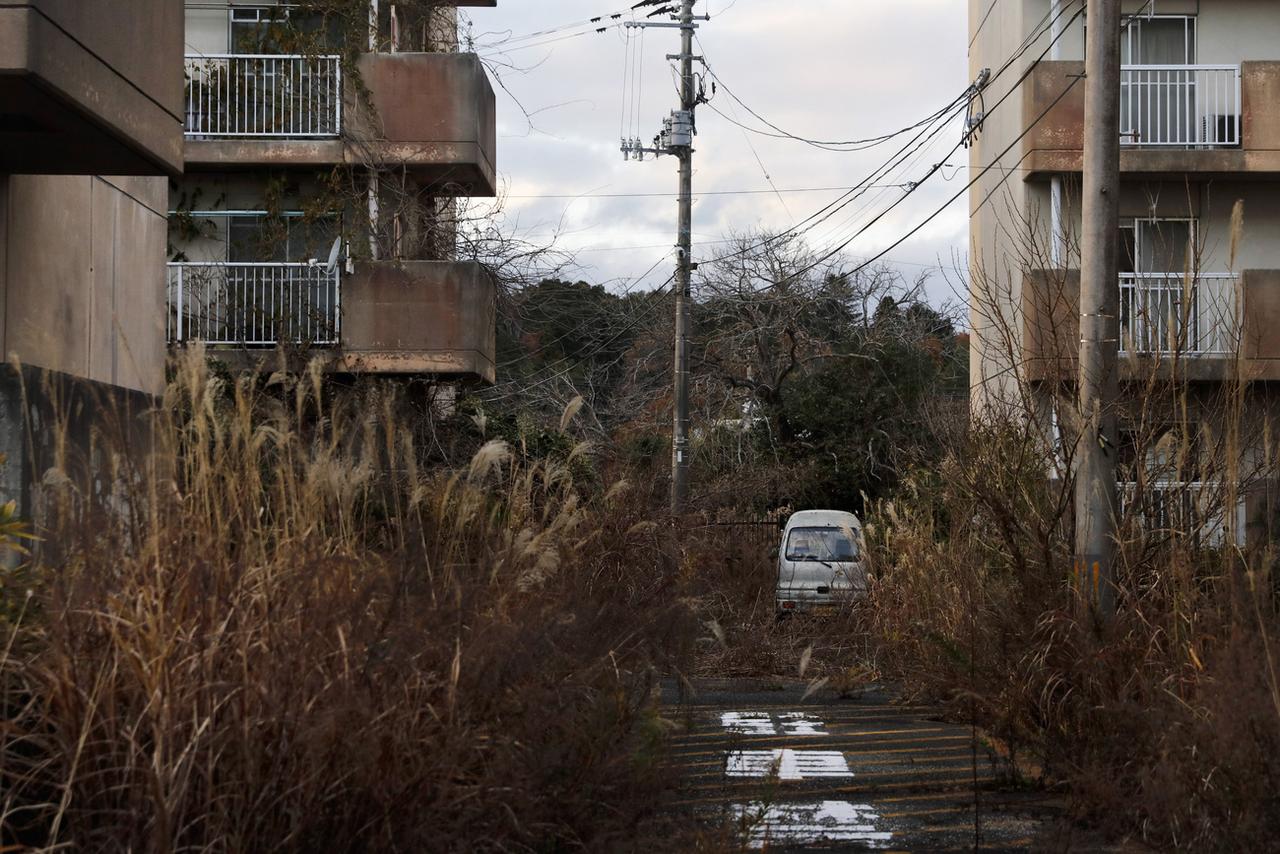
[776,586,865,614]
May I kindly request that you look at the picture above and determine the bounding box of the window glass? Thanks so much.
[227,214,339,263]
[1136,219,1193,274]
[785,527,858,562]
[229,215,286,262]
[1123,16,1196,65]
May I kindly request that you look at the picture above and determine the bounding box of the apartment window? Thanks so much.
[226,213,340,264]
[1119,218,1200,353]
[1120,424,1204,483]
[1122,15,1196,66]
[231,8,287,55]
[1119,218,1195,275]
[229,6,339,55]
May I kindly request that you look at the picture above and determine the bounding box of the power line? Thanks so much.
[504,183,912,200]
[487,0,1084,398]
[816,28,1088,285]
[701,2,1086,296]
[698,58,970,153]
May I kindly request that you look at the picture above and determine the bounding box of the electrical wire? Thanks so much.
[504,184,910,200]
[699,61,971,153]
[690,1,1085,301]
[488,0,1091,398]
[497,253,671,369]
[765,4,1089,287]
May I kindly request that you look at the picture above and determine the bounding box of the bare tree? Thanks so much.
[692,231,907,440]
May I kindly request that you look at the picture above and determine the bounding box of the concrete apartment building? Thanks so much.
[968,0,1280,544]
[1,0,184,513]
[169,0,498,382]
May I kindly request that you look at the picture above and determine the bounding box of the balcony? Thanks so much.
[1119,273,1239,355]
[337,261,496,382]
[1120,481,1244,548]
[182,52,497,195]
[1023,61,1280,176]
[167,262,341,347]
[166,259,496,383]
[0,0,183,174]
[184,54,343,140]
[1021,269,1280,381]
[1120,65,1240,148]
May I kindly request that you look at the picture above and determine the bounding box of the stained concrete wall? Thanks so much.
[183,52,498,196]
[339,260,495,382]
[0,0,184,174]
[1023,60,1280,174]
[1,176,167,396]
[969,0,1039,412]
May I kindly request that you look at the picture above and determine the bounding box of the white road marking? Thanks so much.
[725,749,853,780]
[779,712,828,736]
[732,801,893,849]
[721,712,777,735]
[719,711,830,736]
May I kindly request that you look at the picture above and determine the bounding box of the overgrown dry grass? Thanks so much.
[0,351,695,852]
[678,519,878,687]
[862,421,1280,851]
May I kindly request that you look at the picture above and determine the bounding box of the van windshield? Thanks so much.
[785,527,858,562]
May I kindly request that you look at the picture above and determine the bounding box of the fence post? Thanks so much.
[176,266,184,344]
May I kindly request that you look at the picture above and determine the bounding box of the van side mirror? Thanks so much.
[769,546,779,559]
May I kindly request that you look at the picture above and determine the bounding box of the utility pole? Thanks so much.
[1075,0,1122,620]
[622,0,706,514]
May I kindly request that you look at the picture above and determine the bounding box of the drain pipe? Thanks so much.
[1050,0,1065,268]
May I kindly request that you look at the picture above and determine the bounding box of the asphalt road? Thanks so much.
[659,678,1114,852]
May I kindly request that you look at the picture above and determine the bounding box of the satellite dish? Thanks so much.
[324,236,343,276]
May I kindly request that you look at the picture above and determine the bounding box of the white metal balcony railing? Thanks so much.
[183,54,342,139]
[1119,273,1239,355]
[167,263,340,346]
[1120,65,1241,147]
[1120,481,1244,548]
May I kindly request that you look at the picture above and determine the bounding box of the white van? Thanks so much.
[775,510,866,615]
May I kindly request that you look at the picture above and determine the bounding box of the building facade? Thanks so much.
[0,0,184,515]
[169,0,498,382]
[968,0,1280,544]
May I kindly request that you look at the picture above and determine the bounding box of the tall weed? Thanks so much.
[0,351,693,852]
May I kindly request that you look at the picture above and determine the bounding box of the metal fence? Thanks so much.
[167,262,341,346]
[1119,273,1238,355]
[692,520,783,554]
[1120,65,1241,147]
[183,54,342,138]
[1120,481,1244,548]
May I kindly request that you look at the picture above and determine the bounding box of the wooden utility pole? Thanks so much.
[1075,0,1122,619]
[620,0,703,514]
[670,0,696,513]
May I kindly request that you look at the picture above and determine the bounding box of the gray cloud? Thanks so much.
[466,1,971,307]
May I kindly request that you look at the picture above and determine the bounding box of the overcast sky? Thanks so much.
[463,1,970,307]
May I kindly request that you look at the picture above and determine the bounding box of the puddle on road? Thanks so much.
[731,800,893,849]
[725,749,853,780]
[720,711,829,737]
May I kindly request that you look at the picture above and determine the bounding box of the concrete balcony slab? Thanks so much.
[183,52,497,196]
[0,0,184,175]
[337,260,496,383]
[1023,61,1280,179]
[1021,268,1280,383]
